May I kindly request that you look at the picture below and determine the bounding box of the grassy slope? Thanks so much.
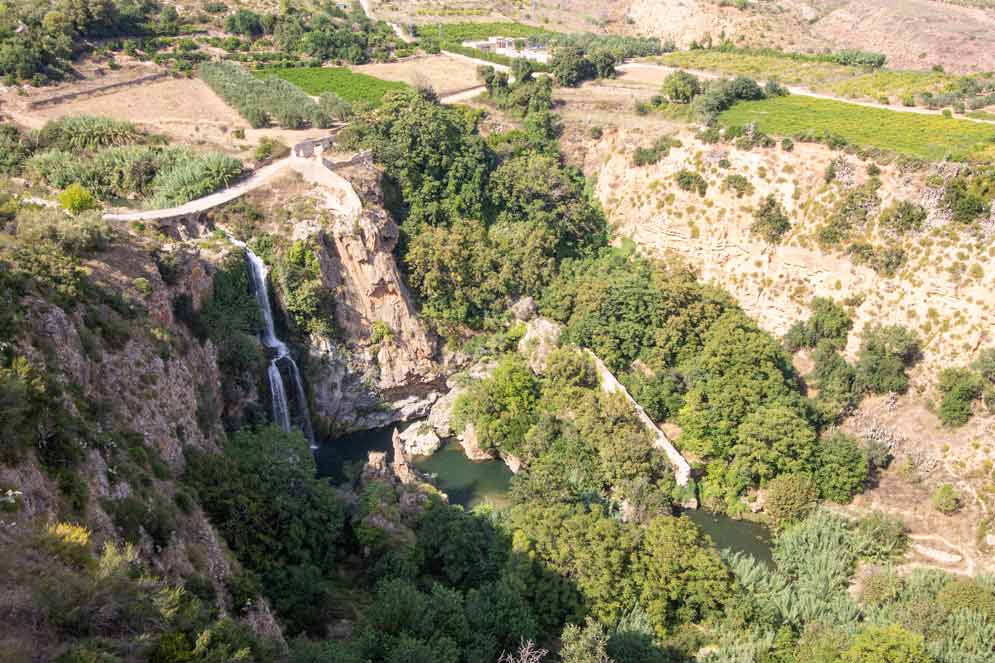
[254,67,410,104]
[719,95,995,161]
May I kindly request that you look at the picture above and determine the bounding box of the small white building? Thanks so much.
[461,36,549,64]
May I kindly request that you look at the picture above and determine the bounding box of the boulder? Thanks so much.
[458,423,497,461]
[399,421,443,456]
[509,296,538,321]
[518,317,562,373]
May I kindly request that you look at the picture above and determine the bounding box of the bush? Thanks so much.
[855,324,920,395]
[783,297,852,352]
[932,484,962,514]
[936,577,995,621]
[879,200,927,235]
[764,473,818,526]
[815,432,868,503]
[662,70,701,103]
[937,367,983,427]
[780,137,794,152]
[675,169,707,196]
[58,184,98,215]
[750,194,790,243]
[722,174,753,198]
[855,511,907,561]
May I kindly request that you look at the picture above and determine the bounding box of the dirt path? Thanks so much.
[617,62,995,124]
[103,150,363,222]
[103,157,294,222]
[441,86,487,104]
[358,0,415,43]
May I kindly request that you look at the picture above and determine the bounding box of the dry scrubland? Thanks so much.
[585,128,994,388]
[582,127,995,573]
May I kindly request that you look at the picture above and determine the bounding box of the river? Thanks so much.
[315,424,773,563]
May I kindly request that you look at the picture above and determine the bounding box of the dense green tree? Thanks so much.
[363,90,491,229]
[729,404,818,488]
[855,324,920,394]
[679,311,807,459]
[814,433,868,503]
[636,516,732,636]
[764,473,819,526]
[182,426,345,635]
[550,45,594,87]
[453,354,540,455]
[784,297,853,352]
[662,70,701,103]
[936,366,983,426]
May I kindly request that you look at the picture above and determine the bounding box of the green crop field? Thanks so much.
[254,67,410,105]
[418,21,556,42]
[656,50,960,104]
[719,95,995,161]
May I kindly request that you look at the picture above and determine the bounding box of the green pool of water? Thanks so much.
[314,425,512,509]
[314,425,394,484]
[413,440,513,510]
[684,508,774,566]
[315,424,773,563]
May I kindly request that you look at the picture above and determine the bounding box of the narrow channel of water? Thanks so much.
[314,425,774,563]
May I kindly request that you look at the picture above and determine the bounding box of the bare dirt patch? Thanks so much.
[837,394,995,576]
[350,54,482,95]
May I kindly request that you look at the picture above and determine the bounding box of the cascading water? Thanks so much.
[228,235,317,449]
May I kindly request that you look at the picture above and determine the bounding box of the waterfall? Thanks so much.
[228,235,317,449]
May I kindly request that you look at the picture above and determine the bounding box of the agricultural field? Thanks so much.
[351,55,483,96]
[718,95,995,161]
[656,50,971,103]
[254,67,411,105]
[413,20,556,42]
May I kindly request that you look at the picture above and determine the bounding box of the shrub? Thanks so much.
[855,324,920,394]
[764,473,818,527]
[879,200,927,235]
[722,174,753,198]
[855,511,907,561]
[750,194,790,243]
[632,136,681,166]
[58,184,98,215]
[936,577,995,621]
[840,626,930,663]
[932,484,962,514]
[783,297,852,352]
[943,177,990,224]
[780,137,794,152]
[41,522,93,569]
[815,432,868,503]
[662,70,701,103]
[937,367,983,427]
[675,169,707,196]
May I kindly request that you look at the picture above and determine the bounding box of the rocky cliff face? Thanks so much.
[586,127,995,389]
[0,238,264,620]
[303,161,443,433]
